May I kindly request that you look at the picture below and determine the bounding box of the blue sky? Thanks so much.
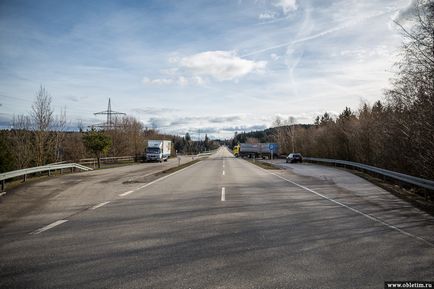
[0,0,413,138]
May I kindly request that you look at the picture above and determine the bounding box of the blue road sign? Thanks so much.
[269,144,275,150]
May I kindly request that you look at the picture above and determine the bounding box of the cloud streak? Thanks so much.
[242,7,399,57]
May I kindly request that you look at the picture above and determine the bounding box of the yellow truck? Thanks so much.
[233,145,240,157]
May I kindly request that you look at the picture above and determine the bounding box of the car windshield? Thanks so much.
[147,147,160,154]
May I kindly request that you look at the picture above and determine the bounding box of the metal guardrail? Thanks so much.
[0,163,93,192]
[303,157,434,191]
[78,156,136,167]
[100,156,135,162]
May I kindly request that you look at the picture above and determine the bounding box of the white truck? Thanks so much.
[146,140,171,162]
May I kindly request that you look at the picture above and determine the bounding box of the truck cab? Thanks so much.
[233,145,240,157]
[146,147,163,162]
[146,140,171,162]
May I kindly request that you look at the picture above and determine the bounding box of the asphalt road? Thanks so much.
[0,155,196,237]
[0,147,433,289]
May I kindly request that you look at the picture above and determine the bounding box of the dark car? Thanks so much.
[286,153,303,163]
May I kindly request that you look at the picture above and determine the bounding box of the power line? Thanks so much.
[92,98,126,129]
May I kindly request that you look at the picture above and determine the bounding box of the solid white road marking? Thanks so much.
[221,187,226,201]
[136,161,202,191]
[269,171,434,247]
[222,170,225,176]
[128,171,161,183]
[30,220,68,235]
[91,201,110,210]
[119,190,134,197]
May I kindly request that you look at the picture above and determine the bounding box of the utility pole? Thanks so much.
[93,98,126,129]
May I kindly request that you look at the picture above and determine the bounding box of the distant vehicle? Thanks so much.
[146,140,171,162]
[286,153,303,163]
[233,143,278,159]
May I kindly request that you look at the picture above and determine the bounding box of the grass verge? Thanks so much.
[245,159,281,170]
[1,175,49,195]
[349,170,434,216]
[121,159,203,184]
[156,159,202,176]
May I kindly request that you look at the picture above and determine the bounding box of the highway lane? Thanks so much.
[0,155,197,238]
[264,158,434,245]
[0,147,433,289]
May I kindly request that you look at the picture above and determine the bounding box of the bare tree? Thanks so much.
[103,116,146,157]
[287,116,297,153]
[272,116,297,154]
[11,114,33,169]
[53,107,67,161]
[386,0,434,178]
[31,86,54,166]
[62,132,87,162]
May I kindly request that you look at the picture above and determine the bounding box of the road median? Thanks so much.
[244,159,281,170]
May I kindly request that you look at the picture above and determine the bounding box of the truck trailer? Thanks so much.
[146,140,171,162]
[233,143,278,159]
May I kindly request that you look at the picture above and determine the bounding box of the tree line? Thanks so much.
[0,88,219,172]
[233,0,434,180]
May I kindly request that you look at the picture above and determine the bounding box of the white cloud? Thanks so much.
[339,45,391,63]
[160,67,178,75]
[274,0,297,15]
[259,12,276,20]
[191,76,204,85]
[177,76,189,86]
[180,51,266,81]
[143,75,204,87]
[270,53,280,61]
[142,77,173,85]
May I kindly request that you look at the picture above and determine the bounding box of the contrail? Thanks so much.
[241,8,398,57]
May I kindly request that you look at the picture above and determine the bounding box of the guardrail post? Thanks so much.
[1,180,5,191]
[23,174,27,182]
[48,169,51,176]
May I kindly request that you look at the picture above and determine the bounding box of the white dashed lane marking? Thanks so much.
[91,201,110,210]
[30,220,68,235]
[221,187,226,201]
